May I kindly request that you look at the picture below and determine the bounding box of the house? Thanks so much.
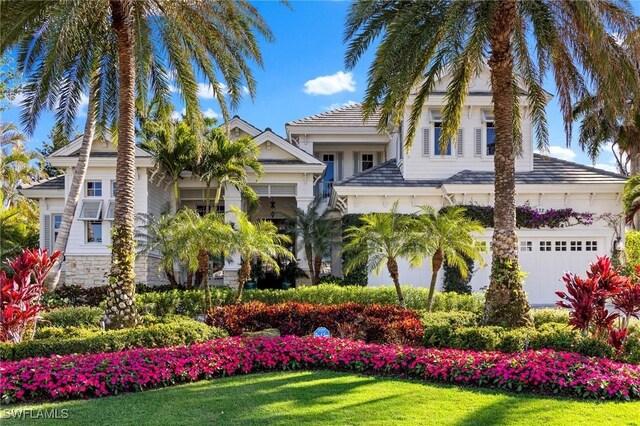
[22,70,627,304]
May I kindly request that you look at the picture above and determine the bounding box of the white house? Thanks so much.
[22,70,627,304]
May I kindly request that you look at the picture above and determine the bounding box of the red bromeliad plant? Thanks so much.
[557,256,640,354]
[0,249,61,343]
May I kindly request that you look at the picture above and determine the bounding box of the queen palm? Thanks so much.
[342,203,417,307]
[624,175,640,226]
[410,206,486,311]
[230,207,294,303]
[135,213,180,288]
[1,138,42,208]
[3,0,274,328]
[172,209,234,311]
[344,0,639,326]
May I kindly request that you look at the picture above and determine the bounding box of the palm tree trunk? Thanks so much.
[105,0,139,329]
[235,259,251,303]
[386,257,405,308]
[214,185,223,207]
[484,0,532,328]
[164,267,178,288]
[629,144,640,229]
[172,180,180,213]
[426,250,444,311]
[198,250,212,311]
[46,88,97,291]
[186,271,194,290]
[305,243,315,285]
[313,255,322,281]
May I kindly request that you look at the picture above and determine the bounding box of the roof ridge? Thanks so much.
[286,102,367,126]
[533,153,626,179]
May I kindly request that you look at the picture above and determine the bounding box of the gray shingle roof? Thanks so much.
[20,175,65,190]
[260,159,305,165]
[444,154,627,185]
[336,154,627,188]
[335,160,442,187]
[287,103,382,127]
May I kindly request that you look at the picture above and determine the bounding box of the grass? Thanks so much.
[2,371,638,425]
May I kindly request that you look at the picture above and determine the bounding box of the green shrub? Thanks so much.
[421,311,478,347]
[41,307,104,328]
[497,328,535,353]
[1,316,227,361]
[529,325,579,352]
[531,308,569,328]
[625,230,640,268]
[576,337,614,359]
[622,332,640,364]
[450,327,503,351]
[34,326,101,340]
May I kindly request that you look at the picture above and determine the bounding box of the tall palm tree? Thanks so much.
[196,127,263,211]
[295,200,339,284]
[135,213,180,288]
[172,209,234,311]
[409,206,486,311]
[230,207,294,303]
[141,119,197,213]
[342,203,418,307]
[3,0,274,328]
[344,0,639,327]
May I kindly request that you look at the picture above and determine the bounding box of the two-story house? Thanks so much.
[22,69,627,304]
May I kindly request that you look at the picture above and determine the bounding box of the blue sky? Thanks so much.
[2,0,639,173]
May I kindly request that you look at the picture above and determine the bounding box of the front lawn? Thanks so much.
[2,371,637,425]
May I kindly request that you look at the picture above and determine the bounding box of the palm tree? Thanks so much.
[344,0,639,327]
[196,127,263,211]
[171,209,234,311]
[135,213,180,288]
[294,200,339,284]
[409,206,486,311]
[1,138,42,209]
[0,122,26,148]
[230,207,294,303]
[3,0,274,328]
[342,203,417,307]
[624,175,640,226]
[141,119,197,213]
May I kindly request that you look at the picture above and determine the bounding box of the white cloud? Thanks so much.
[536,146,577,161]
[325,100,358,111]
[171,108,186,121]
[304,71,355,95]
[202,108,220,119]
[594,163,619,173]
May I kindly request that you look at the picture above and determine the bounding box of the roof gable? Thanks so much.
[253,130,323,165]
[49,136,152,158]
[224,116,262,138]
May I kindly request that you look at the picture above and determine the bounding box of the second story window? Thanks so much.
[433,123,452,156]
[86,181,102,197]
[361,153,374,171]
[111,180,117,197]
[486,122,496,156]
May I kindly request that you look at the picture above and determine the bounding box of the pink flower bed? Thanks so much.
[2,336,639,404]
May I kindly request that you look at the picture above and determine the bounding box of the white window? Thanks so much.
[433,123,453,156]
[485,122,496,156]
[111,180,117,197]
[86,181,102,197]
[555,241,567,252]
[520,241,533,252]
[586,241,598,251]
[86,221,103,243]
[539,241,552,252]
[78,199,103,220]
[52,214,62,244]
[104,200,115,221]
[361,153,374,171]
[570,241,582,252]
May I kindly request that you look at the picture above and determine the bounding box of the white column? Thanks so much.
[223,184,242,288]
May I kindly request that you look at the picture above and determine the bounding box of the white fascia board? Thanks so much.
[285,125,384,136]
[19,189,64,199]
[225,117,262,137]
[49,157,155,168]
[442,183,625,194]
[259,164,326,174]
[333,185,442,197]
[253,131,324,165]
[49,136,84,157]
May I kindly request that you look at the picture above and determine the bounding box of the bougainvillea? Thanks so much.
[1,249,61,343]
[206,302,423,345]
[557,257,640,353]
[1,336,639,404]
[453,203,594,229]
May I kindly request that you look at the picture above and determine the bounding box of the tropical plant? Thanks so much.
[196,126,263,211]
[0,206,39,264]
[1,249,60,343]
[0,126,43,209]
[624,174,640,226]
[0,122,25,149]
[0,54,20,112]
[171,209,234,311]
[295,200,340,284]
[342,203,417,307]
[135,213,180,288]
[141,119,197,213]
[2,0,274,329]
[230,207,294,303]
[344,0,639,327]
[409,206,486,310]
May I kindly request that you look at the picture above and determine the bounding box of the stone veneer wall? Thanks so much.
[64,255,169,288]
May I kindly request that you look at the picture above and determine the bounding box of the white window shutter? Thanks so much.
[43,215,52,252]
[353,152,360,174]
[457,128,464,156]
[336,152,343,180]
[474,128,482,156]
[422,128,430,156]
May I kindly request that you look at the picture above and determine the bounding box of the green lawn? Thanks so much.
[2,371,638,425]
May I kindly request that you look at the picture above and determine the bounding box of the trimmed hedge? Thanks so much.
[0,316,227,361]
[136,285,485,318]
[206,302,424,345]
[41,307,103,328]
